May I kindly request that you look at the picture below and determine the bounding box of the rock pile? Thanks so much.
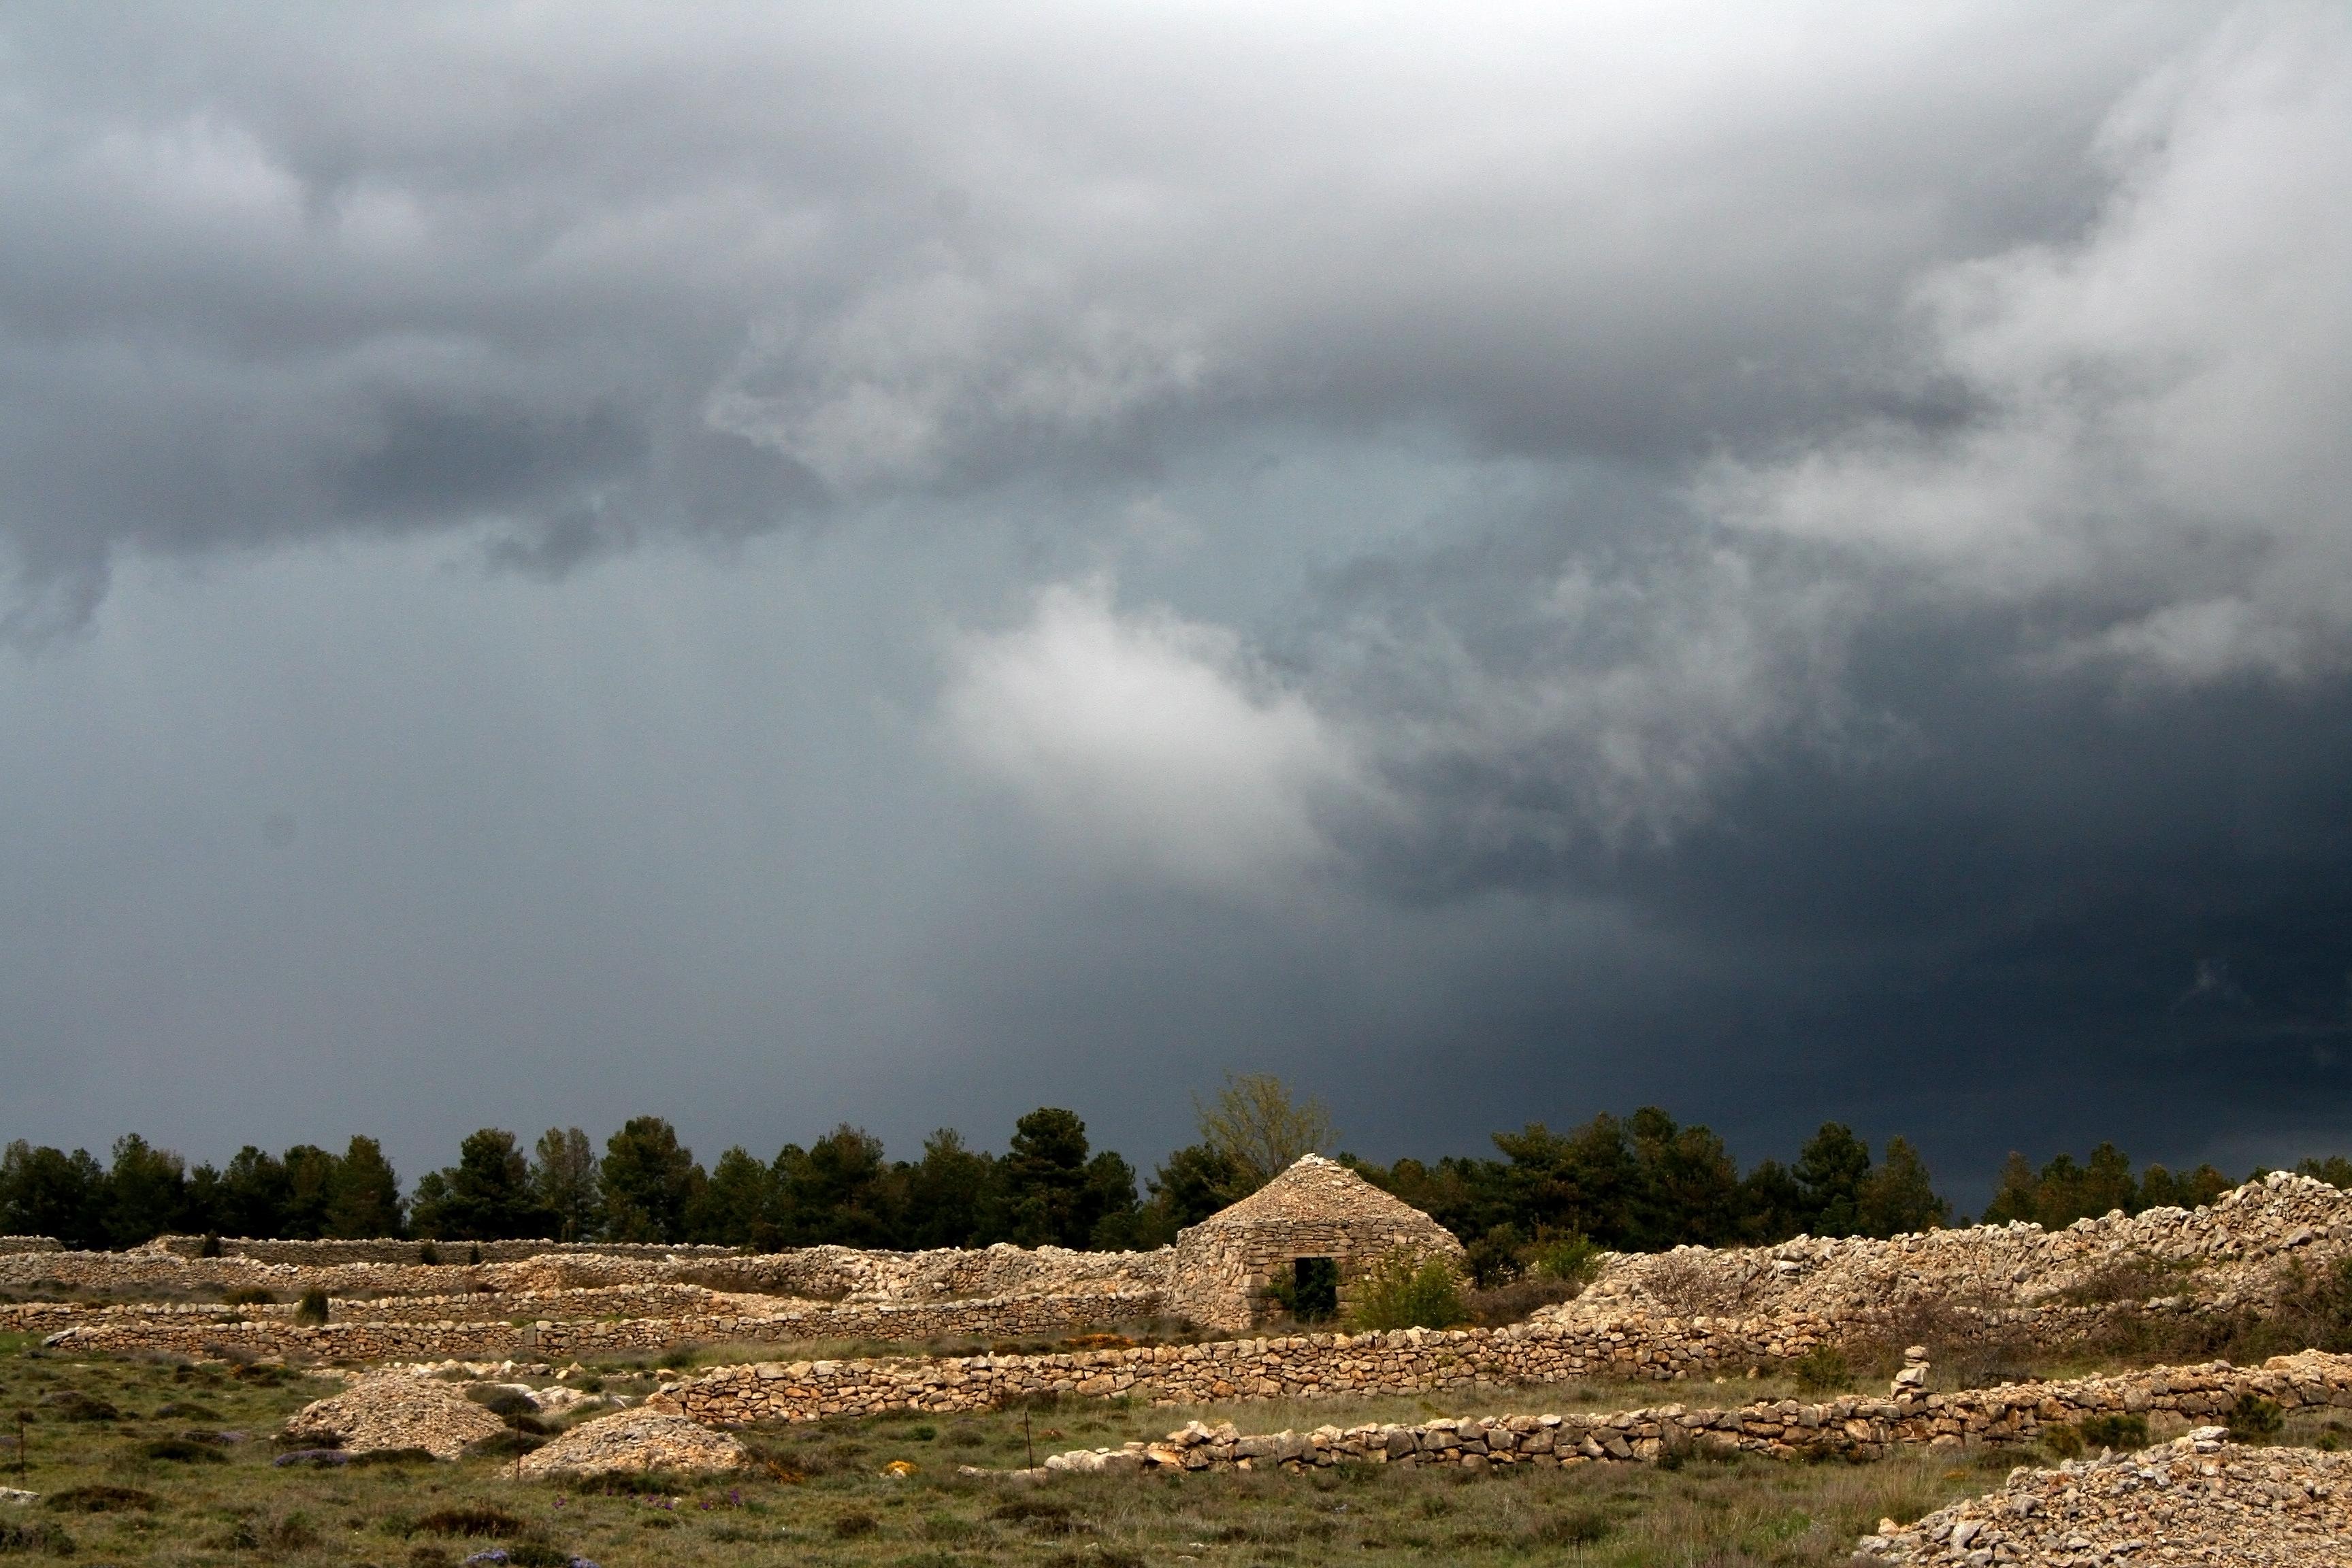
[1555,1172,2352,1326]
[514,1411,747,1477]
[1856,1433,2352,1566]
[282,1376,505,1460]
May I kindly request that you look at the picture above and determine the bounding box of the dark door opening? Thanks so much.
[1292,1256,1339,1322]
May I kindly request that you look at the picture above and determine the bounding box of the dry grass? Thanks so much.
[5,1330,2341,1568]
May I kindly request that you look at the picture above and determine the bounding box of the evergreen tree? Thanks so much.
[599,1116,706,1243]
[279,1144,340,1239]
[1629,1108,1742,1247]
[326,1136,405,1238]
[1735,1159,1806,1243]
[900,1129,994,1249]
[775,1125,893,1245]
[690,1145,780,1247]
[0,1141,108,1249]
[1793,1124,1872,1236]
[104,1134,191,1247]
[2138,1161,2232,1209]
[1979,1151,2041,1225]
[2296,1156,2352,1191]
[1855,1136,1949,1237]
[529,1127,604,1242]
[1081,1149,1143,1248]
[1145,1142,1247,1232]
[212,1146,289,1239]
[1000,1107,1096,1248]
[409,1128,549,1240]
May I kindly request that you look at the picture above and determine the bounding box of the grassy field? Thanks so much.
[1,1341,2342,1568]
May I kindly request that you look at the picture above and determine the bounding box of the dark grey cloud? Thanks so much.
[0,2,2344,1211]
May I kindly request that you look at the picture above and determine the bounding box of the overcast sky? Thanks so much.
[2,2,2348,1209]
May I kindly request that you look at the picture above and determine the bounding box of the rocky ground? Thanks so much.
[1554,1172,2352,1325]
[1855,1431,2352,1566]
[282,1374,505,1459]
[515,1409,748,1477]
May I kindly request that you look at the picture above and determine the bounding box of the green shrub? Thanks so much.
[416,1242,440,1265]
[2227,1393,2283,1442]
[1535,1506,1612,1545]
[42,1486,156,1514]
[1790,1345,1850,1394]
[1348,1248,1468,1330]
[293,1288,329,1326]
[140,1438,226,1464]
[0,1518,75,1555]
[1462,1228,1524,1289]
[2040,1423,2085,1459]
[2077,1413,2149,1452]
[1530,1234,1602,1288]
[414,1505,522,1539]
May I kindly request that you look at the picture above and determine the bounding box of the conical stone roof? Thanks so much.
[1189,1154,1452,1236]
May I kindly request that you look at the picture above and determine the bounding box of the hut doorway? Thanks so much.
[1292,1256,1339,1322]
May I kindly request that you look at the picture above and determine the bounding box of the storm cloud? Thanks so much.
[0,1,2346,1208]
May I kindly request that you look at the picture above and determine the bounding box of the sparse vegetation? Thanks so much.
[1348,1247,1468,1330]
[2076,1412,2149,1451]
[2227,1392,2284,1441]
[0,1335,2067,1568]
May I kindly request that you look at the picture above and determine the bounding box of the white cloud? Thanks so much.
[1703,10,2352,681]
[943,581,1359,894]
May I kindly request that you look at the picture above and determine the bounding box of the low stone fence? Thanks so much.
[39,1288,1166,1362]
[144,1236,742,1265]
[1563,1171,2352,1328]
[661,1312,1847,1424]
[2,1237,1169,1310]
[0,1284,746,1332]
[1029,1350,2352,1475]
[0,1237,61,1256]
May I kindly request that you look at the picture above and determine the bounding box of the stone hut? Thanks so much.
[1166,1154,1465,1333]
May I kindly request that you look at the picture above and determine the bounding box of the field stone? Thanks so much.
[283,1375,504,1460]
[514,1410,747,1477]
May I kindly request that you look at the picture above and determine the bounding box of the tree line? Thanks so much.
[5,1079,2344,1260]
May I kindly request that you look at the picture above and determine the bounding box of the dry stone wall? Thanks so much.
[0,1237,60,1256]
[1,1237,1169,1308]
[1028,1350,2352,1476]
[661,1313,1844,1425]
[146,1235,740,1264]
[1556,1171,2352,1326]
[37,1288,1166,1362]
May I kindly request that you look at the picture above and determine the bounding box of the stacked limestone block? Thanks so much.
[0,1236,1170,1307]
[38,1287,1165,1363]
[1554,1171,2352,1326]
[1022,1352,2352,1477]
